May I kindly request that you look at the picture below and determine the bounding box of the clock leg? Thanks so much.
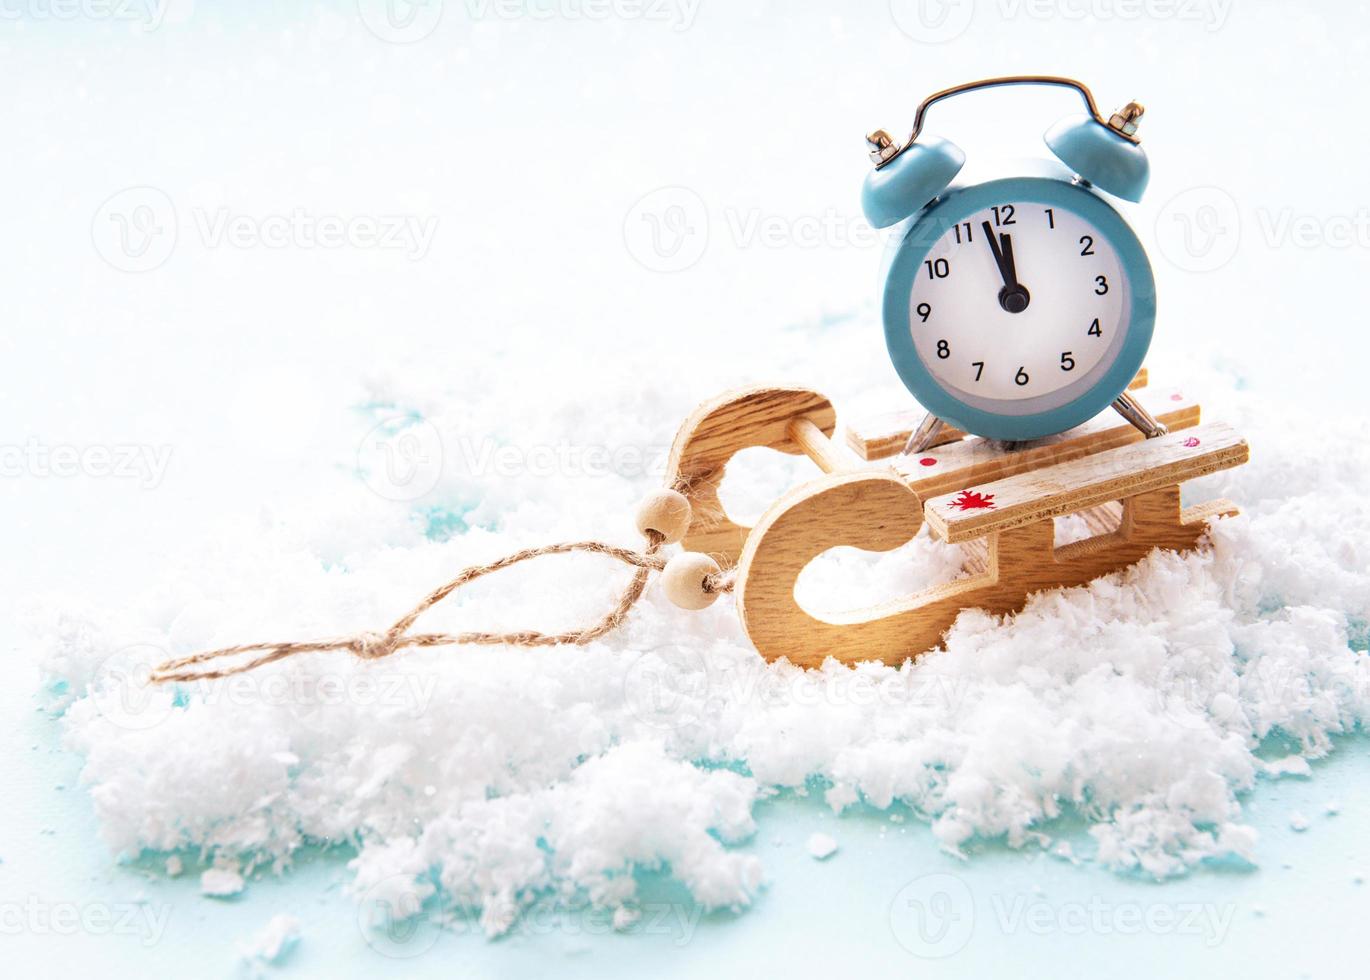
[902,413,947,455]
[1112,390,1169,439]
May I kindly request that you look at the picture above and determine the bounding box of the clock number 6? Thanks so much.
[1015,366,1030,386]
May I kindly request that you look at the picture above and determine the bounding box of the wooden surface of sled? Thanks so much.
[924,422,1248,543]
[846,368,1152,460]
[889,387,1202,500]
[734,423,1248,669]
[665,386,837,562]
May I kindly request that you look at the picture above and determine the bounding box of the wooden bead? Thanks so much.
[635,488,692,544]
[660,552,722,611]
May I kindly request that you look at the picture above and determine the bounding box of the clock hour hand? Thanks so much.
[980,220,1030,314]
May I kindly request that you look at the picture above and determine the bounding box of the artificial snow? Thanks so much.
[26,312,1370,938]
[240,915,301,964]
[201,867,246,898]
[1264,756,1313,779]
[805,833,838,861]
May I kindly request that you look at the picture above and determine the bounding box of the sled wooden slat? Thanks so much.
[890,388,1202,499]
[924,422,1249,544]
[846,369,1156,461]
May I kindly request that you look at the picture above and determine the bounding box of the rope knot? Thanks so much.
[352,631,398,661]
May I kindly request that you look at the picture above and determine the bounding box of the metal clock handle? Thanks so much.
[868,75,1145,169]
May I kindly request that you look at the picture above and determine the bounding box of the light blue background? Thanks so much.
[3,1,1369,976]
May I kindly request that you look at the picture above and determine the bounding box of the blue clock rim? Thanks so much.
[882,176,1156,442]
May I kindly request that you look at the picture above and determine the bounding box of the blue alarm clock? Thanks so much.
[861,76,1168,451]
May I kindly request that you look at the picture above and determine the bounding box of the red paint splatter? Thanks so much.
[951,489,996,511]
[919,457,937,467]
[1183,436,1201,448]
[1171,393,1184,401]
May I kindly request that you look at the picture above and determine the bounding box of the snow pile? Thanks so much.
[27,317,1370,936]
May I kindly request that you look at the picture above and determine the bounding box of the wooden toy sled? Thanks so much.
[664,372,1249,668]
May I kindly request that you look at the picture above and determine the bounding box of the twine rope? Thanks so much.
[150,532,734,684]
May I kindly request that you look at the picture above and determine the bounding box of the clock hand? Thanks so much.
[999,231,1018,283]
[980,220,1030,314]
[981,221,1010,282]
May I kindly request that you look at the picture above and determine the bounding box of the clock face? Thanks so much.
[907,200,1130,408]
